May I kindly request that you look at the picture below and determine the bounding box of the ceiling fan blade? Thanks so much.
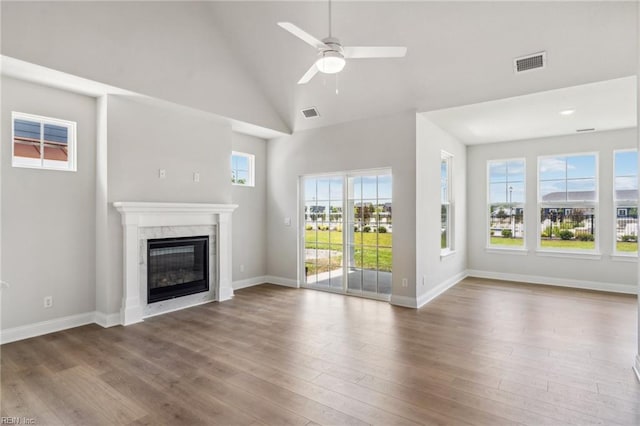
[343,46,407,59]
[278,22,327,50]
[298,63,319,84]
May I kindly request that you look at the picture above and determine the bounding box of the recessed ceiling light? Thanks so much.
[560,109,575,116]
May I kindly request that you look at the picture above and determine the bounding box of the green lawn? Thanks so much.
[489,237,524,247]
[491,237,638,252]
[616,241,638,252]
[305,230,392,273]
[539,239,595,250]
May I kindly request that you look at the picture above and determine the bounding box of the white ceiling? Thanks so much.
[207,1,637,133]
[424,76,637,145]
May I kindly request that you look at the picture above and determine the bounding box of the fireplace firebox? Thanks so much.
[147,236,209,303]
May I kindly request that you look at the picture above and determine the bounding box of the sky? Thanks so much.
[489,152,638,204]
[304,174,391,203]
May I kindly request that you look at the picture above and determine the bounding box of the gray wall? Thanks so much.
[266,111,417,299]
[416,116,467,303]
[0,1,287,133]
[467,128,637,291]
[232,133,268,283]
[101,95,233,315]
[1,77,96,329]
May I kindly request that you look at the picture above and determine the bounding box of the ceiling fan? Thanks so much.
[278,0,407,84]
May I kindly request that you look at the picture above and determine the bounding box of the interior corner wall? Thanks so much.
[1,76,97,329]
[266,111,417,300]
[102,95,234,316]
[467,128,638,292]
[416,115,467,305]
[0,1,287,134]
[232,132,267,284]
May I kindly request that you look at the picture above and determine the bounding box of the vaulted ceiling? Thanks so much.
[1,1,637,137]
[207,1,637,132]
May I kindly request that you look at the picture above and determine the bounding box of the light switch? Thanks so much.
[284,217,291,226]
[193,172,200,182]
[159,169,166,179]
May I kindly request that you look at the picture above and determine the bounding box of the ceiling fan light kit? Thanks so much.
[278,0,407,84]
[316,50,345,74]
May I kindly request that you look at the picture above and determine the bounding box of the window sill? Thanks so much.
[535,250,601,260]
[440,250,456,259]
[610,254,638,262]
[232,183,255,188]
[485,247,529,256]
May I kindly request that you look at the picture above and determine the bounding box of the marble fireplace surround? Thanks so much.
[114,202,238,325]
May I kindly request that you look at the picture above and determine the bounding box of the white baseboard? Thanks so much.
[417,270,468,308]
[94,311,121,328]
[634,354,640,383]
[389,294,418,308]
[390,271,468,309]
[264,275,299,288]
[233,275,268,290]
[467,269,636,294]
[0,312,95,345]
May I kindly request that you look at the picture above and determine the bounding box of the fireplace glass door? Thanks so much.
[147,236,209,303]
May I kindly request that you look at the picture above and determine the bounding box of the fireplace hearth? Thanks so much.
[147,236,209,303]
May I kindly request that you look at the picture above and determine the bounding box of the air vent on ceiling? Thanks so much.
[301,107,320,119]
[576,128,596,133]
[513,51,546,73]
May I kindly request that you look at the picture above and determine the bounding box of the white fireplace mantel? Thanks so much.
[114,202,238,325]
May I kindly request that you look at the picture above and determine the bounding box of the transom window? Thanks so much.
[614,149,638,254]
[231,151,255,187]
[12,112,76,171]
[538,153,598,251]
[488,159,525,248]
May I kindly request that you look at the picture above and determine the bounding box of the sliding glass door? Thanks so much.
[302,170,392,300]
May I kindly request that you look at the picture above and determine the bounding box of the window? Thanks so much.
[538,153,597,252]
[488,159,525,248]
[441,152,453,253]
[614,149,638,254]
[231,151,254,186]
[12,112,76,171]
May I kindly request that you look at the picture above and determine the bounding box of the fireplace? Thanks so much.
[147,236,209,303]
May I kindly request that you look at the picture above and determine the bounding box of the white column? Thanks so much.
[635,0,640,383]
[218,211,234,301]
[120,220,144,325]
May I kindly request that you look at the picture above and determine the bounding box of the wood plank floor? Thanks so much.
[1,277,639,425]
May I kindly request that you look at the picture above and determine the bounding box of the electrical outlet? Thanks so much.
[284,217,291,226]
[402,278,408,288]
[193,172,200,182]
[240,264,245,273]
[44,296,53,308]
[422,276,426,286]
[159,168,166,179]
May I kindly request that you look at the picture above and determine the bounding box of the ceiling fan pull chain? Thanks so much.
[335,73,339,95]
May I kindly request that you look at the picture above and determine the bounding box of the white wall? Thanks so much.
[1,77,96,329]
[101,95,234,316]
[467,128,637,292]
[232,133,268,285]
[416,116,467,306]
[266,111,417,300]
[0,1,288,134]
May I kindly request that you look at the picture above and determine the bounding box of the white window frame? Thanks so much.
[613,148,638,257]
[231,151,255,187]
[11,111,77,172]
[486,158,526,251]
[537,152,599,256]
[440,151,454,256]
